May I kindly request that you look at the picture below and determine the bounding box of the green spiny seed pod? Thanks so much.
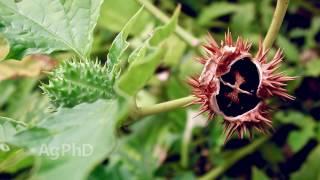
[41,58,115,108]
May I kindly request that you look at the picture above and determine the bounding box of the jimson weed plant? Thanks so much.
[1,0,312,179]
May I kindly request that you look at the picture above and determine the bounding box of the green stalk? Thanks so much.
[199,136,269,180]
[135,0,200,48]
[181,125,192,168]
[263,0,289,49]
[133,96,196,119]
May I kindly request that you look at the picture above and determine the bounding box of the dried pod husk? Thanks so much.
[189,31,295,141]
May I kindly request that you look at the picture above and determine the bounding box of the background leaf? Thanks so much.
[106,7,144,76]
[116,6,180,96]
[288,129,315,153]
[252,167,269,180]
[277,35,299,63]
[231,3,255,34]
[117,46,166,96]
[291,145,320,180]
[0,35,9,61]
[5,99,129,180]
[149,6,180,46]
[98,0,151,35]
[197,2,237,26]
[0,0,104,59]
[305,59,320,77]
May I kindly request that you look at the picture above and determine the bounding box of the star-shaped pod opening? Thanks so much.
[216,58,261,118]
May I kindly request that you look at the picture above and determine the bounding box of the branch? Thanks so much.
[135,0,200,48]
[263,0,289,49]
[199,136,269,180]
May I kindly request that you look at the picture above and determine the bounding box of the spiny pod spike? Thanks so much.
[188,31,295,142]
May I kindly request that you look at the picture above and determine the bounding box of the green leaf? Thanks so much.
[0,148,34,174]
[275,111,316,153]
[7,99,129,180]
[103,113,181,179]
[0,35,9,61]
[149,5,180,46]
[231,3,255,33]
[289,18,320,49]
[116,6,180,96]
[277,36,299,63]
[0,117,20,142]
[197,2,237,26]
[289,28,306,39]
[274,111,315,129]
[259,0,273,30]
[98,0,151,35]
[305,59,320,77]
[0,117,34,174]
[291,145,320,180]
[173,172,196,180]
[0,0,104,59]
[179,55,203,79]
[107,7,144,75]
[0,80,16,107]
[260,142,284,164]
[305,17,320,48]
[128,44,148,64]
[117,46,166,96]
[166,75,189,99]
[252,167,269,180]
[316,123,320,141]
[163,35,187,67]
[288,129,314,153]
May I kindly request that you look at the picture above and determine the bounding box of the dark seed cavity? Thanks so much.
[221,57,260,93]
[217,58,261,117]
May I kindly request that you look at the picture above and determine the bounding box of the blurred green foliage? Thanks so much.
[0,0,320,179]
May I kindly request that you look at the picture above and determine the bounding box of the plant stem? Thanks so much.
[135,0,200,48]
[199,136,269,180]
[180,135,189,168]
[181,121,192,168]
[263,0,289,49]
[132,96,196,119]
[0,117,28,127]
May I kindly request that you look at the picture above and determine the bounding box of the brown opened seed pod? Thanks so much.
[188,31,295,141]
